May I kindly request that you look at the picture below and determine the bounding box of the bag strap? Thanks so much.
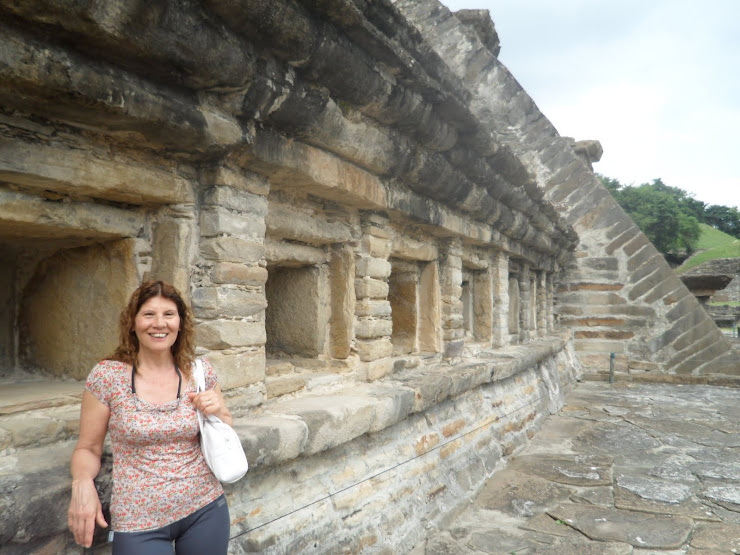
[193,358,206,393]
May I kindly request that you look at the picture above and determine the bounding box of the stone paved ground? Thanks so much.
[413,381,740,554]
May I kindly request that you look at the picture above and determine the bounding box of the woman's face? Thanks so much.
[132,295,181,356]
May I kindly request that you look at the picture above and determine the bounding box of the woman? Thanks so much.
[68,281,233,554]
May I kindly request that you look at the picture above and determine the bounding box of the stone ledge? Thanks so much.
[582,372,740,388]
[238,336,567,469]
[0,337,568,465]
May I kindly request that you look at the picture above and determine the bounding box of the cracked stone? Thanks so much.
[570,487,614,507]
[702,486,740,512]
[690,522,740,552]
[616,475,691,503]
[547,504,693,548]
[474,471,576,517]
[509,454,612,486]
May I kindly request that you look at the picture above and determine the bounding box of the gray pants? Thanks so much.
[111,495,230,555]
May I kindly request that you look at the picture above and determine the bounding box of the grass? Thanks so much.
[676,224,740,274]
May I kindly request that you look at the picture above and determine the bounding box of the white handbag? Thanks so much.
[193,359,248,484]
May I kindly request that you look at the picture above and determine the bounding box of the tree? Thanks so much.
[705,204,740,238]
[597,175,702,259]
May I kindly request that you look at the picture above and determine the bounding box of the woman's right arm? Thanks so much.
[68,390,110,548]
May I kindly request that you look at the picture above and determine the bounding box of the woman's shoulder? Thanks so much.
[87,359,130,380]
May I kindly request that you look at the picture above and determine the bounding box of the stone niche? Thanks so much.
[388,258,440,355]
[1,238,139,380]
[264,264,330,358]
[20,241,139,380]
[508,274,520,336]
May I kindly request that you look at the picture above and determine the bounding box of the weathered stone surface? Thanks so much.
[266,202,354,244]
[200,207,266,239]
[475,471,576,516]
[203,349,265,389]
[547,504,693,548]
[355,277,390,299]
[20,240,138,380]
[615,474,692,504]
[264,240,327,266]
[211,262,268,286]
[355,318,393,339]
[510,454,612,486]
[202,186,268,215]
[0,138,193,205]
[270,395,376,455]
[354,337,393,361]
[702,486,740,512]
[0,187,145,241]
[192,286,267,319]
[196,319,266,349]
[200,236,264,264]
[356,256,392,279]
[690,522,740,552]
[236,415,308,467]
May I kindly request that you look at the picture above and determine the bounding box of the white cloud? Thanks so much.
[438,0,740,208]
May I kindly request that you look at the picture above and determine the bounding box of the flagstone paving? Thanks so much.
[413,381,740,554]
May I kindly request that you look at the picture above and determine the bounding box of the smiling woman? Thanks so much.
[67,281,235,554]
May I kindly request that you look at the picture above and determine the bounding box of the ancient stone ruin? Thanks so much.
[0,0,737,552]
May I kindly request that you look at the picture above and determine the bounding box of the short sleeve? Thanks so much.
[85,361,115,407]
[201,358,219,390]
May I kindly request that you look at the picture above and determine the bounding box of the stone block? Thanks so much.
[236,415,308,467]
[355,277,389,299]
[605,227,639,255]
[211,263,267,286]
[627,244,660,272]
[391,234,437,261]
[355,338,392,361]
[355,317,392,339]
[196,319,266,349]
[627,269,671,302]
[355,299,391,318]
[192,286,267,319]
[202,186,268,215]
[573,340,625,353]
[622,233,649,257]
[200,207,266,239]
[356,256,392,279]
[2,414,64,448]
[270,394,376,455]
[363,359,394,383]
[203,349,265,389]
[266,202,354,244]
[200,236,264,264]
[330,247,355,359]
[151,218,193,297]
[0,137,193,204]
[360,234,392,259]
[264,240,327,265]
[203,166,270,196]
[265,374,307,398]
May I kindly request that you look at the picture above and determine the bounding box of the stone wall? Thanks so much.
[396,0,740,378]
[0,0,732,552]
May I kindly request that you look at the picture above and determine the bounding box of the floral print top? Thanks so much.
[86,359,224,532]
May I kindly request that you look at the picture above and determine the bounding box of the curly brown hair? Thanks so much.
[109,280,195,379]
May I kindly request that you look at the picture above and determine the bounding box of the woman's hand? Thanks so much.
[68,478,108,547]
[188,385,232,426]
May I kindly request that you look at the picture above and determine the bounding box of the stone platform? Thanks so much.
[414,381,740,554]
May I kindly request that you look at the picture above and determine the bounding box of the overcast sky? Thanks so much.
[440,0,740,209]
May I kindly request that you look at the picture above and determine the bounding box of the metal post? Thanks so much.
[608,352,615,384]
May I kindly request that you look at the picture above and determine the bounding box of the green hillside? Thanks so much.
[676,224,740,274]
